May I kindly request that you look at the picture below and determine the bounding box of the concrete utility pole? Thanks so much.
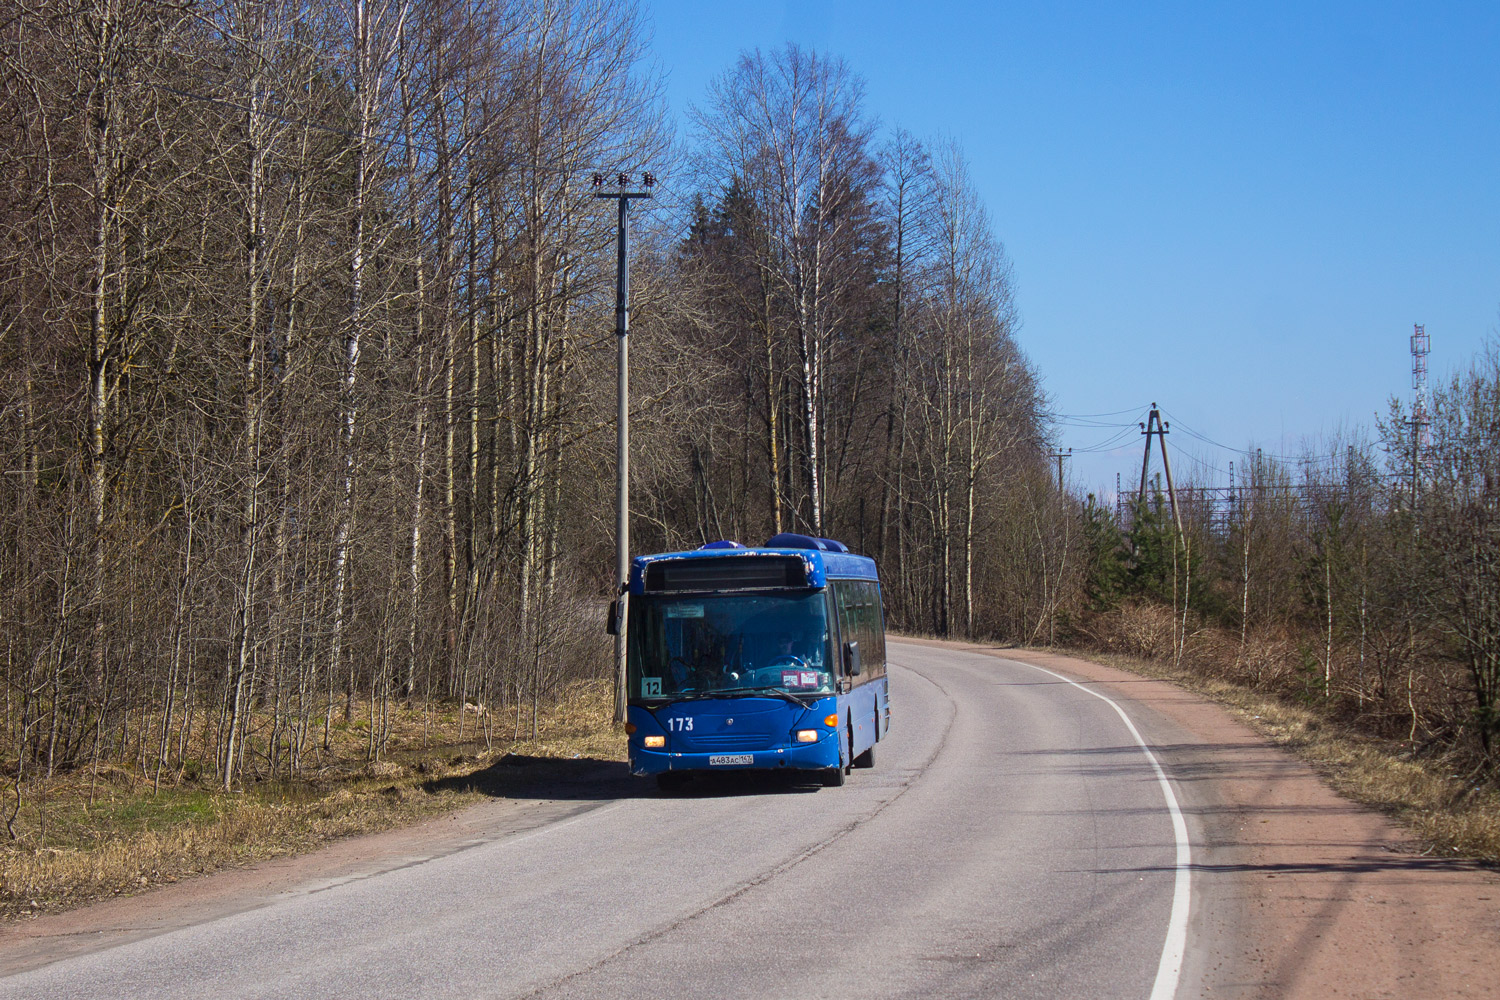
[1050,448,1072,491]
[595,172,653,725]
[1137,404,1184,541]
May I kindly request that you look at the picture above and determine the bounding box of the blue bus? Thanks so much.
[620,533,889,790]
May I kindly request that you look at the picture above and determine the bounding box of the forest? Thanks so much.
[2,0,1496,824]
[1079,361,1500,773]
[0,0,1055,801]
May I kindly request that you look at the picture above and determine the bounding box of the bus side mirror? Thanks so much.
[843,640,861,676]
[606,601,619,636]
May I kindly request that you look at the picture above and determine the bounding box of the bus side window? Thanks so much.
[825,587,843,671]
[832,579,887,681]
[864,580,886,676]
[834,582,856,675]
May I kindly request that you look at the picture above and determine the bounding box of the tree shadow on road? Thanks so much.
[1089,855,1496,875]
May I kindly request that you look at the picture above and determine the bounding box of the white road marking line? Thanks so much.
[1010,660,1191,1000]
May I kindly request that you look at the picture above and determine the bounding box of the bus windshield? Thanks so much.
[628,591,834,700]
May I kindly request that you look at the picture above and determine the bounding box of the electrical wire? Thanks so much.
[1053,404,1153,420]
[1158,407,1340,466]
[1054,418,1140,430]
[1155,409,1240,452]
[1069,424,1140,454]
[1054,406,1356,472]
[1178,450,1230,478]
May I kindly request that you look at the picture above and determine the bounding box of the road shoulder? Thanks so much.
[897,638,1500,1000]
[0,760,633,977]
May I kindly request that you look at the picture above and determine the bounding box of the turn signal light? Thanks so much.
[643,735,665,748]
[823,714,838,727]
[795,730,819,743]
[624,723,637,735]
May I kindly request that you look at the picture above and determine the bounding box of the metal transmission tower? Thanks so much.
[595,171,654,724]
[1409,323,1432,504]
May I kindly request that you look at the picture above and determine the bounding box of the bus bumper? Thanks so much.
[629,735,840,777]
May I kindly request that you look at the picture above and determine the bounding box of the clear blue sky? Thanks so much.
[643,0,1500,498]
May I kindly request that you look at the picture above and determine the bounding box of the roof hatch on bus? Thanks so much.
[763,533,849,552]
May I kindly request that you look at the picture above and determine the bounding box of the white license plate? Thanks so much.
[708,754,753,766]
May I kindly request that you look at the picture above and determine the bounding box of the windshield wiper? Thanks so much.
[666,686,810,706]
[726,686,809,706]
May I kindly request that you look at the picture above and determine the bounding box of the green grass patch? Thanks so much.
[97,790,217,832]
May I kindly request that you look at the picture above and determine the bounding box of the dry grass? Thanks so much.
[1067,647,1500,863]
[492,680,625,763]
[0,679,624,921]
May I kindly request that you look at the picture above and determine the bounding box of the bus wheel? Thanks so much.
[821,765,845,787]
[853,743,875,769]
[656,772,690,793]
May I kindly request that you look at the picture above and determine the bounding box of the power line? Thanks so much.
[1054,417,1142,431]
[1177,450,1230,478]
[1154,409,1240,452]
[1157,407,1345,466]
[1069,425,1139,454]
[1053,412,1148,428]
[1054,404,1153,419]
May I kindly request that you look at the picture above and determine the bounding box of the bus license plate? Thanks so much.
[708,754,753,766]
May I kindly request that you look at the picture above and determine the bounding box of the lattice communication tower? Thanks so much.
[1411,323,1432,468]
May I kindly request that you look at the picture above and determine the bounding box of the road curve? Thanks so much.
[1,641,1213,1000]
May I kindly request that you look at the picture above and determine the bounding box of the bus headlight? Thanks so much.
[795,730,819,743]
[643,735,665,748]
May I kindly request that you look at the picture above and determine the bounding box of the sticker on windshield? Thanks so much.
[665,604,704,618]
[641,677,662,696]
[781,670,821,690]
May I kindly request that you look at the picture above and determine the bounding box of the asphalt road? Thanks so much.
[3,642,1217,1000]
